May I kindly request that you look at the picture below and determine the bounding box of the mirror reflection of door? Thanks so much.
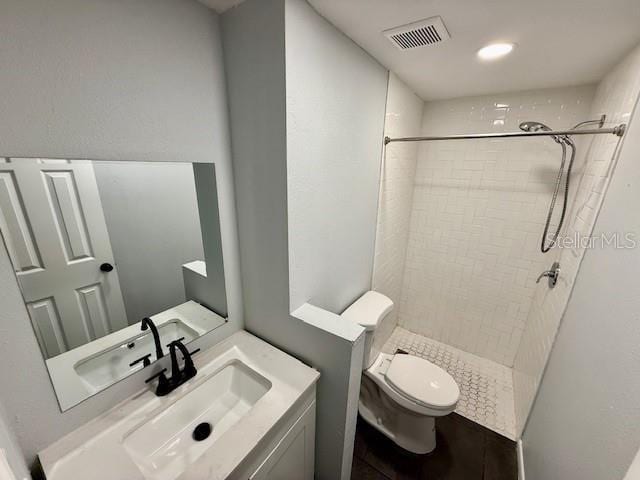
[0,158,127,358]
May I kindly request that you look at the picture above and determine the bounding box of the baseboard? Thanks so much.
[517,439,525,480]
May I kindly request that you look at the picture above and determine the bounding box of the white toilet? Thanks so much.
[342,291,460,454]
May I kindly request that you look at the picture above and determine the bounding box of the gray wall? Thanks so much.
[95,161,205,323]
[193,163,228,317]
[221,1,385,478]
[0,0,243,469]
[285,0,388,313]
[0,0,228,164]
[521,93,640,479]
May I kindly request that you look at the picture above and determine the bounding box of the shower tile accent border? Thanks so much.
[383,327,516,440]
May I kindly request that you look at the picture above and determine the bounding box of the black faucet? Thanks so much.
[141,317,164,360]
[169,341,197,382]
[146,340,199,396]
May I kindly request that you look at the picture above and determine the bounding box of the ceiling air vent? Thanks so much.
[384,16,450,50]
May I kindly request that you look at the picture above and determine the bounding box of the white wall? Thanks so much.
[94,162,205,323]
[624,448,640,480]
[221,1,386,478]
[513,44,640,435]
[397,85,594,366]
[520,67,640,478]
[286,0,388,314]
[0,0,243,469]
[285,3,387,477]
[0,404,28,480]
[372,73,424,353]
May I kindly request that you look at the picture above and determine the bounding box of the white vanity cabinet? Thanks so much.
[38,332,320,480]
[249,401,315,480]
[233,388,316,480]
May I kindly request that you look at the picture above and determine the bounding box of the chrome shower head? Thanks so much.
[519,121,552,133]
[520,121,564,144]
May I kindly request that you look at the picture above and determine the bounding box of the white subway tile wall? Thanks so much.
[372,73,424,353]
[397,85,595,366]
[513,44,640,436]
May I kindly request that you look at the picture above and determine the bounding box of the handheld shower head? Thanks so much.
[519,121,563,144]
[519,120,577,253]
[519,121,552,133]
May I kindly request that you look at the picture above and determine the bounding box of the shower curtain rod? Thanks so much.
[384,124,626,145]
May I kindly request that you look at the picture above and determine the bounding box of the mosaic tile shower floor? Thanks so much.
[383,327,516,439]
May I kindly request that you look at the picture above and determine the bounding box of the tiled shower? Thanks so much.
[400,84,594,367]
[373,44,640,440]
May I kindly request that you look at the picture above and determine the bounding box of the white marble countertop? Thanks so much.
[39,330,320,480]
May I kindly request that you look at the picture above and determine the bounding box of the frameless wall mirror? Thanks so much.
[0,158,227,410]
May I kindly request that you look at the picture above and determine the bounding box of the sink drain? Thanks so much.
[192,422,212,442]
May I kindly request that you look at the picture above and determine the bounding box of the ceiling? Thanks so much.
[307,0,640,100]
[200,0,640,101]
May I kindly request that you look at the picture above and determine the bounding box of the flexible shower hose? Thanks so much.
[540,138,576,253]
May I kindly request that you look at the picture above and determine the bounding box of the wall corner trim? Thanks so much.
[292,303,365,343]
[517,439,525,480]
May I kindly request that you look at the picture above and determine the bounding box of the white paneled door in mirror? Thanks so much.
[0,158,228,410]
[1,159,128,357]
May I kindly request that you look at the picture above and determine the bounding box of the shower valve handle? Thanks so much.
[536,262,560,288]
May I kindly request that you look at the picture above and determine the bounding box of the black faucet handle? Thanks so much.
[188,348,200,358]
[144,368,167,384]
[145,342,199,398]
[165,336,185,349]
[129,353,152,368]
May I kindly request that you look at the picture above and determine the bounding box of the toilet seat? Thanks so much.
[364,353,459,416]
[386,354,459,410]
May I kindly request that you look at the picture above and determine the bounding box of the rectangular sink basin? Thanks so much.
[123,360,272,480]
[74,320,199,392]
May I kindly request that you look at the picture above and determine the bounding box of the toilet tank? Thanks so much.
[341,291,394,369]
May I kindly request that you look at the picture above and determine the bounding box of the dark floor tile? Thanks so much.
[440,412,487,437]
[484,427,515,445]
[351,456,391,480]
[483,431,517,480]
[410,414,486,480]
[354,414,487,480]
[354,425,369,460]
[357,419,420,479]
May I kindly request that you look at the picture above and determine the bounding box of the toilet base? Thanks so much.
[359,375,437,454]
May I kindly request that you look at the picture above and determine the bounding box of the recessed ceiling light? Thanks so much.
[477,43,515,61]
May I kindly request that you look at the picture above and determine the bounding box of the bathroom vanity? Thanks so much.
[38,331,319,480]
[3,158,323,479]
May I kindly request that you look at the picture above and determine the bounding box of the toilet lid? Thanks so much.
[385,355,459,409]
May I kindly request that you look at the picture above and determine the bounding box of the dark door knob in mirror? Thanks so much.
[100,262,114,272]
